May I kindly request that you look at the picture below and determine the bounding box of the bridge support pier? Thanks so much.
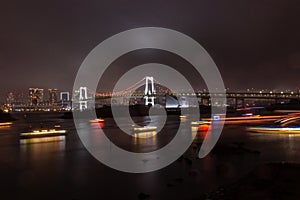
[79,101,87,111]
[235,98,245,108]
[144,96,155,106]
[201,97,210,106]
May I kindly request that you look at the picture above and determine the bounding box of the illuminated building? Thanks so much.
[29,88,44,106]
[14,92,26,106]
[48,89,58,105]
[6,92,14,105]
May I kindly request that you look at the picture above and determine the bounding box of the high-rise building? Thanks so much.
[15,92,26,106]
[29,88,44,106]
[48,89,58,105]
[6,92,14,105]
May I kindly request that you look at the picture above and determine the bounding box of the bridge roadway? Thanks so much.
[9,92,299,111]
[94,92,300,100]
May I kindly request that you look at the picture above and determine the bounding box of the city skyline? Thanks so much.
[3,83,300,107]
[3,84,300,102]
[3,87,70,104]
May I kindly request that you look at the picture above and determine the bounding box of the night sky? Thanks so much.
[1,0,300,101]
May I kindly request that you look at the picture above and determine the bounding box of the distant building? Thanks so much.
[48,89,58,105]
[6,92,14,105]
[29,88,44,106]
[14,92,26,106]
[6,92,28,107]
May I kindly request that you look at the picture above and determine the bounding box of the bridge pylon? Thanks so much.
[79,87,88,111]
[79,87,88,100]
[144,76,156,106]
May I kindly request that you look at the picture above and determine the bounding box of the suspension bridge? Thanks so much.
[74,76,175,111]
[73,76,300,111]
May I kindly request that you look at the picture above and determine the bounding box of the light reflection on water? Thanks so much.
[2,112,300,164]
[1,112,300,198]
[19,136,65,145]
[0,125,12,129]
[7,112,300,164]
[133,132,157,147]
[246,131,300,163]
[19,136,66,159]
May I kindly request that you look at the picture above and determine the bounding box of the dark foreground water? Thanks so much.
[0,112,300,199]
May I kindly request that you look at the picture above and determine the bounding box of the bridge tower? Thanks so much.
[60,92,70,101]
[144,76,156,106]
[79,87,88,111]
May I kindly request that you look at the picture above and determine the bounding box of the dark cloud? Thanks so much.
[0,0,300,101]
